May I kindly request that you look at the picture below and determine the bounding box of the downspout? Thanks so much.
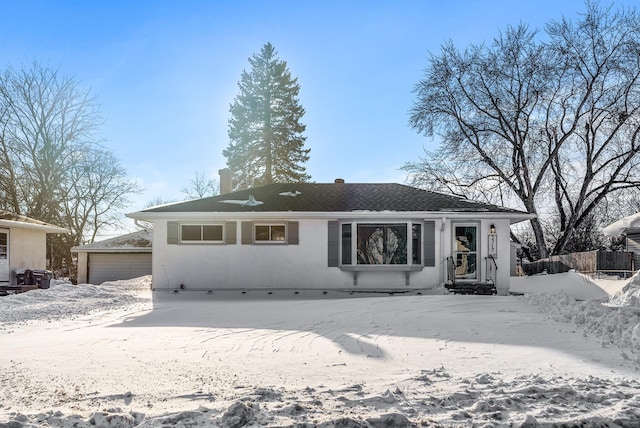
[134,219,149,231]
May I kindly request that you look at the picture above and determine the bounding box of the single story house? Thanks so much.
[72,229,152,284]
[127,178,534,296]
[0,210,68,285]
[603,213,640,270]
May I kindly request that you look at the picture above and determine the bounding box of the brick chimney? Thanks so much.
[334,178,345,183]
[219,168,233,194]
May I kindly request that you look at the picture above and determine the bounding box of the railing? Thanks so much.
[485,256,497,284]
[446,256,456,285]
[445,255,497,295]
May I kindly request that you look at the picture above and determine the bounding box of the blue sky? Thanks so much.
[2,0,592,216]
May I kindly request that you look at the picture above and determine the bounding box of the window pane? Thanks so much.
[341,224,352,264]
[203,225,223,241]
[0,233,6,259]
[455,253,477,279]
[455,226,476,252]
[255,225,270,241]
[412,224,421,264]
[270,225,286,241]
[182,225,201,241]
[357,224,407,264]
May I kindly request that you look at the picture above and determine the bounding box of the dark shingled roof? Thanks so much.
[142,183,524,214]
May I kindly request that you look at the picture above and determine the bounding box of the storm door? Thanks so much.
[453,224,478,281]
[0,229,8,284]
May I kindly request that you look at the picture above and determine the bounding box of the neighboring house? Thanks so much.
[127,178,533,296]
[603,213,640,270]
[0,210,68,285]
[72,229,152,285]
[510,237,523,276]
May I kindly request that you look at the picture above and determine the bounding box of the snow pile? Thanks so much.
[510,270,612,300]
[608,271,640,309]
[516,270,640,360]
[525,292,640,358]
[0,276,150,327]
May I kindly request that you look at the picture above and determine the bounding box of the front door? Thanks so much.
[453,224,478,281]
[0,229,8,284]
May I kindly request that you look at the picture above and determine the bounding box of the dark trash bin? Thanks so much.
[33,269,52,289]
[15,268,52,288]
[15,268,35,285]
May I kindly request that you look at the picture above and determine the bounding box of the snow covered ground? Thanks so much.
[1,272,640,427]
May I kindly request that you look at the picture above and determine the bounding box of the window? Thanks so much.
[0,232,6,259]
[453,224,478,280]
[412,223,422,264]
[180,224,224,243]
[338,222,423,266]
[255,224,286,242]
[357,224,408,264]
[341,223,352,264]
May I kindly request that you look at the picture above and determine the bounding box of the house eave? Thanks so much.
[71,247,152,254]
[127,210,535,223]
[0,219,69,234]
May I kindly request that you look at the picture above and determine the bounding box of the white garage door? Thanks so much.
[88,253,152,285]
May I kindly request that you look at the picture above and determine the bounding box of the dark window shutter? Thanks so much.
[167,221,179,244]
[424,220,436,267]
[287,221,299,245]
[241,221,253,245]
[225,221,237,244]
[328,221,339,267]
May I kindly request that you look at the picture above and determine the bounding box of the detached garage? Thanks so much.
[72,229,152,284]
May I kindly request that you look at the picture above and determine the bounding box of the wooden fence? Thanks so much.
[521,250,634,277]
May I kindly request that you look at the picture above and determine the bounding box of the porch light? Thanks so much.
[490,224,496,234]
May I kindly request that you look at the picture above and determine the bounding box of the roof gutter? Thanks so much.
[127,210,536,224]
[0,219,69,233]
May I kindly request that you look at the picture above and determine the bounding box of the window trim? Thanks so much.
[338,220,424,271]
[253,222,288,244]
[179,222,225,244]
[452,222,480,282]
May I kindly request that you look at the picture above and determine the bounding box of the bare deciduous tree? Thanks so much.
[0,62,140,275]
[405,2,640,258]
[181,171,218,200]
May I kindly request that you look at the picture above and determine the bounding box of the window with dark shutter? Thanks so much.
[327,221,339,267]
[423,221,436,267]
[167,222,179,244]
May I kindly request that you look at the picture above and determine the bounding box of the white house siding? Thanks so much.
[9,227,47,283]
[626,231,640,271]
[153,219,443,292]
[151,217,512,294]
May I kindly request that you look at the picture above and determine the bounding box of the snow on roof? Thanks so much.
[71,229,152,253]
[602,212,640,236]
[0,210,69,233]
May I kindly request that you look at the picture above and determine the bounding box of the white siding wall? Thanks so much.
[152,219,443,291]
[9,228,47,284]
[494,219,511,295]
[151,217,513,293]
[10,228,46,268]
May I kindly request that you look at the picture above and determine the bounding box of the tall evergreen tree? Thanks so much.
[224,43,310,190]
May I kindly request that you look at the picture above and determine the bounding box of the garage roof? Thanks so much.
[71,229,152,253]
